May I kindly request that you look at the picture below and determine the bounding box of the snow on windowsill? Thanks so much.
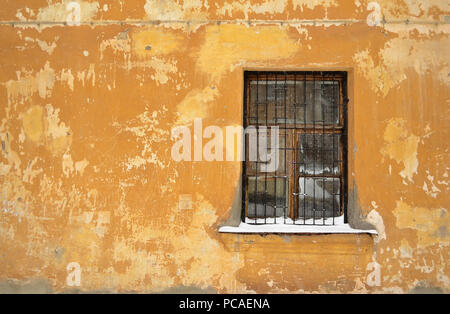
[219,215,378,235]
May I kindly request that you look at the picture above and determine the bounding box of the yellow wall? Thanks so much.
[0,0,448,293]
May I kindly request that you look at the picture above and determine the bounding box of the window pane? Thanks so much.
[246,129,287,174]
[298,177,340,219]
[320,81,340,124]
[249,80,288,124]
[298,134,340,176]
[249,80,340,125]
[247,176,288,219]
[249,80,267,124]
[301,81,339,125]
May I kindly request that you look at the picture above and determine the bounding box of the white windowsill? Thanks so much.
[219,215,378,235]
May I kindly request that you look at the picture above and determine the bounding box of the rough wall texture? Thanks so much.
[0,0,448,293]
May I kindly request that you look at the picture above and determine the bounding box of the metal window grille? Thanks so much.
[242,71,348,226]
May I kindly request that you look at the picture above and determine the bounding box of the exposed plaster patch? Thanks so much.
[144,0,207,32]
[93,211,110,237]
[381,118,419,183]
[100,33,132,68]
[100,31,181,85]
[399,239,413,258]
[195,24,299,82]
[4,62,82,107]
[144,57,179,85]
[393,200,449,248]
[365,208,386,243]
[290,24,309,38]
[22,157,43,184]
[353,37,449,97]
[292,0,337,12]
[24,36,59,55]
[60,220,106,268]
[77,64,96,87]
[415,258,435,274]
[15,7,36,21]
[60,69,75,91]
[37,39,58,55]
[75,159,89,176]
[175,87,219,126]
[384,24,450,37]
[62,158,89,181]
[0,163,12,176]
[12,1,98,30]
[436,251,449,287]
[218,0,337,19]
[219,0,288,19]
[382,38,450,86]
[62,151,74,177]
[376,0,449,22]
[22,105,44,143]
[0,132,22,173]
[111,193,244,291]
[44,104,72,154]
[124,155,162,171]
[353,49,405,97]
[4,62,55,106]
[113,106,169,171]
[22,104,72,155]
[36,0,100,25]
[422,171,442,198]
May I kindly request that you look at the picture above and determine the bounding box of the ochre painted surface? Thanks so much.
[0,0,448,293]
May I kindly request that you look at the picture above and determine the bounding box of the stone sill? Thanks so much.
[219,215,378,235]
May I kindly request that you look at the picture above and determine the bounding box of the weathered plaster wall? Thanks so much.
[0,0,448,293]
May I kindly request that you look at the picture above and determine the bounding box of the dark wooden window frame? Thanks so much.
[242,71,348,225]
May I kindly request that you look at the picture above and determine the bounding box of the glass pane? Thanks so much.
[249,81,268,124]
[246,129,287,174]
[247,176,288,219]
[302,81,340,125]
[249,79,340,125]
[298,134,340,176]
[320,81,340,124]
[298,177,340,219]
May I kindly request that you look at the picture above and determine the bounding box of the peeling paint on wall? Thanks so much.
[196,24,299,82]
[381,118,419,183]
[22,104,72,155]
[394,200,448,248]
[36,1,100,25]
[0,0,448,294]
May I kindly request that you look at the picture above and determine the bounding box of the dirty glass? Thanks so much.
[249,80,340,125]
[298,177,340,219]
[298,134,341,176]
[247,176,288,219]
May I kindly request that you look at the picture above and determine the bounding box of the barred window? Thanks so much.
[242,71,348,226]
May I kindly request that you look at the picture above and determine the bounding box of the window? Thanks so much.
[242,71,348,226]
